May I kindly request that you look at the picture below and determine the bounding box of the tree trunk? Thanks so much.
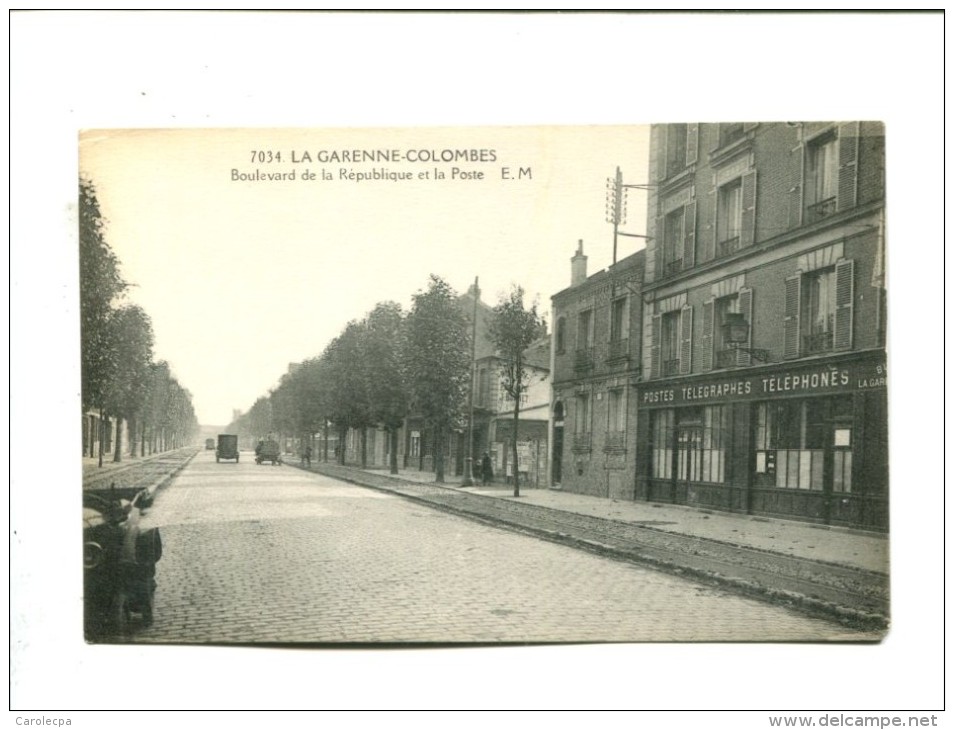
[98,408,105,468]
[389,427,399,475]
[128,416,137,457]
[434,428,445,483]
[512,397,521,497]
[360,428,367,468]
[113,416,123,462]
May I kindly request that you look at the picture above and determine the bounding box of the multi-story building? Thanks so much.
[476,334,550,486]
[550,242,645,498]
[635,122,887,530]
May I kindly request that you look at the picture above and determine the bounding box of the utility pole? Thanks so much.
[606,166,652,264]
[461,276,479,487]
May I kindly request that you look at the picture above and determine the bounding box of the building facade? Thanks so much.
[635,122,887,531]
[477,336,551,487]
[551,242,645,499]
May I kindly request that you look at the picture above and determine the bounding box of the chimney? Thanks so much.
[571,240,588,286]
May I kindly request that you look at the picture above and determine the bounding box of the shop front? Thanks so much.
[635,350,888,531]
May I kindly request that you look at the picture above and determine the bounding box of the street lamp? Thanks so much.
[461,276,479,487]
[721,312,771,363]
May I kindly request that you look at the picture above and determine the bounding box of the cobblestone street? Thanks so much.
[134,451,879,644]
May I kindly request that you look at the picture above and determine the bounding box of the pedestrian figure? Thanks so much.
[481,452,493,486]
[303,444,312,468]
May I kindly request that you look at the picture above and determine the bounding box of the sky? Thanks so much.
[80,125,650,425]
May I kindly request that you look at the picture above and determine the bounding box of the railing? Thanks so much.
[717,236,740,258]
[802,331,833,355]
[663,359,681,377]
[664,258,683,276]
[806,196,837,224]
[574,347,595,373]
[572,432,592,452]
[607,339,630,362]
[715,349,737,369]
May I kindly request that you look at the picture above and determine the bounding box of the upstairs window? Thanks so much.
[719,123,745,147]
[610,297,627,342]
[661,311,681,377]
[577,309,594,350]
[666,124,688,177]
[785,258,854,360]
[555,317,566,354]
[801,267,837,355]
[714,294,741,368]
[806,132,838,222]
[717,178,742,257]
[663,207,685,276]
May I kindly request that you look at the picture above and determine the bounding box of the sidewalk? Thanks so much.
[354,466,889,575]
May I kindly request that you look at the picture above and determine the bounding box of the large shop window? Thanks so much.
[651,409,674,480]
[754,396,853,492]
[650,406,729,484]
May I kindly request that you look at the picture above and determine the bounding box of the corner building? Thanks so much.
[551,243,645,499]
[636,122,887,531]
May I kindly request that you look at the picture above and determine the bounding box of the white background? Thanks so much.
[8,10,947,723]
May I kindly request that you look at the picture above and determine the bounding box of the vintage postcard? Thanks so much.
[78,123,889,647]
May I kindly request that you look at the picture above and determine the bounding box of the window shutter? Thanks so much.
[834,259,855,351]
[790,145,804,229]
[837,122,859,211]
[650,313,662,378]
[686,124,699,166]
[654,126,668,181]
[783,275,801,360]
[680,304,693,375]
[740,169,758,248]
[683,200,697,268]
[737,288,754,367]
[701,298,715,372]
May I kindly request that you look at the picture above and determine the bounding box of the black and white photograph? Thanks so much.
[77,121,889,647]
[11,9,945,721]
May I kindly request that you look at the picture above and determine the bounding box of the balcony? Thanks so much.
[802,331,833,355]
[663,359,681,377]
[806,196,837,224]
[664,258,684,277]
[717,236,740,258]
[715,349,737,369]
[606,339,630,363]
[574,347,595,374]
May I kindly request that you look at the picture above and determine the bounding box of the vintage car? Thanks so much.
[255,439,282,465]
[216,433,240,463]
[83,488,162,640]
[205,438,215,450]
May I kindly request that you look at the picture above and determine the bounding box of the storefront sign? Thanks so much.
[639,357,886,407]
